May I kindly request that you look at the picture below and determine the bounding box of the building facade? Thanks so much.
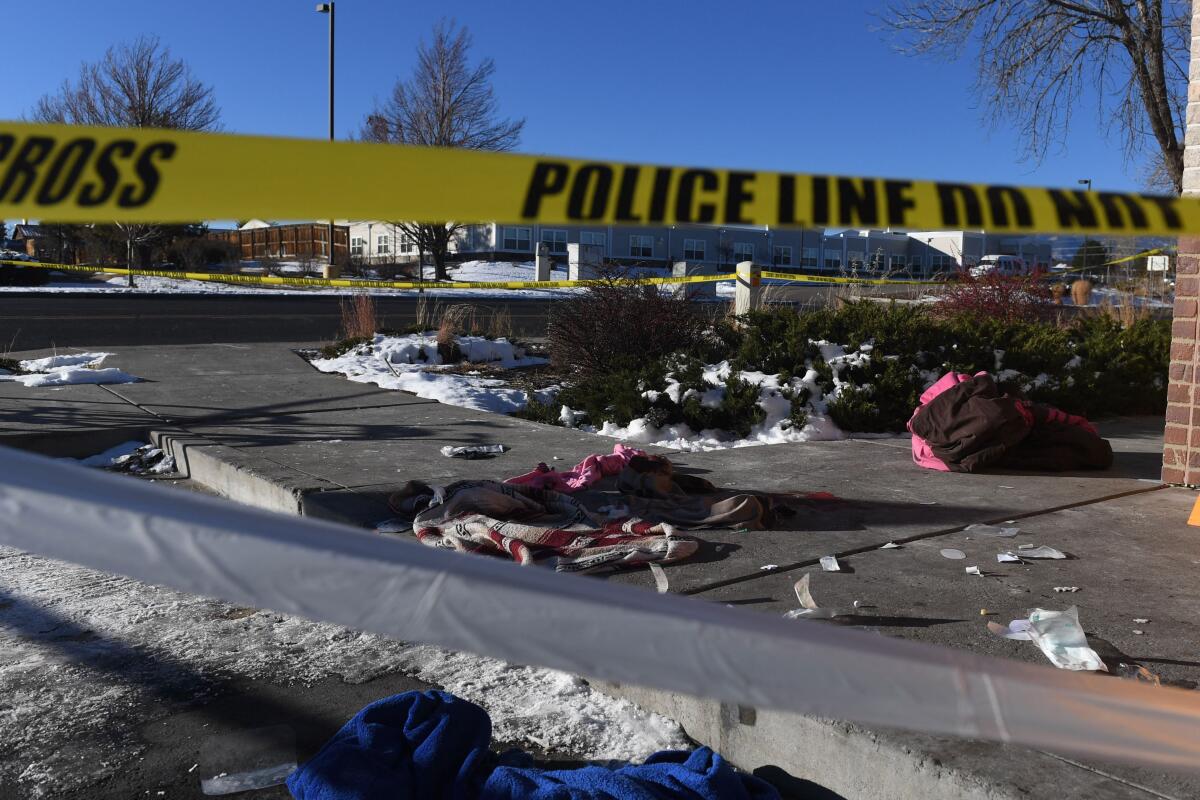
[340,220,1053,276]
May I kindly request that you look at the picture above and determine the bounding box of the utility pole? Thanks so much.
[316,3,336,278]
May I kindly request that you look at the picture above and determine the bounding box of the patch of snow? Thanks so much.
[0,545,686,797]
[310,332,548,413]
[2,367,140,387]
[1,351,142,387]
[20,352,110,371]
[72,440,144,468]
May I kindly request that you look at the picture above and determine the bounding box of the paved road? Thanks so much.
[0,293,558,349]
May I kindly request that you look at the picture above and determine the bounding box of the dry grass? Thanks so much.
[339,292,378,340]
[1094,292,1151,326]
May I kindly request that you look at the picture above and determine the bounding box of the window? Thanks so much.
[630,234,654,258]
[400,235,415,255]
[580,231,606,251]
[890,254,907,270]
[502,226,532,251]
[350,237,364,257]
[801,247,820,268]
[908,255,922,271]
[847,250,865,270]
[683,238,706,261]
[930,254,957,271]
[540,228,567,254]
[733,242,755,264]
[823,249,841,270]
[773,246,794,266]
[376,235,391,255]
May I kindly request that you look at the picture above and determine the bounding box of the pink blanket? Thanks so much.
[505,444,646,493]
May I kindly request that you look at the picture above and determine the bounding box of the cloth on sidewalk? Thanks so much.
[611,454,776,530]
[908,372,1112,473]
[392,480,698,573]
[505,443,646,493]
[286,690,780,800]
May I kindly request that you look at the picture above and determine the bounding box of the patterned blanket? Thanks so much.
[408,481,697,574]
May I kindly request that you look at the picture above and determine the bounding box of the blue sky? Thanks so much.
[2,0,1155,196]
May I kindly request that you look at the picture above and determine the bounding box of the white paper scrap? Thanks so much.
[1133,618,1150,624]
[997,552,1023,563]
[784,574,836,620]
[648,562,669,594]
[965,566,983,576]
[940,548,966,560]
[881,542,901,549]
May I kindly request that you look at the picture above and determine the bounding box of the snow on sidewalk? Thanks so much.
[309,332,550,413]
[0,543,686,797]
[0,352,140,387]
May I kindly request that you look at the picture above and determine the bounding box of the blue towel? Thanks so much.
[287,690,780,800]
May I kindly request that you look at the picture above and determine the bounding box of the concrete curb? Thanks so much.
[151,428,339,515]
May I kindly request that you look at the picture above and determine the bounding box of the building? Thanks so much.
[342,220,1054,277]
[207,220,349,263]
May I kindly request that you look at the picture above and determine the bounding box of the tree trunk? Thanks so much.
[433,249,448,281]
[126,236,135,288]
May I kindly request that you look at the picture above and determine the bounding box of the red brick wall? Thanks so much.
[1164,237,1200,483]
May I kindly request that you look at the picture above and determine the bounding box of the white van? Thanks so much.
[970,255,1028,278]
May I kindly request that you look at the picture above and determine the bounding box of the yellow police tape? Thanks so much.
[761,270,944,286]
[1,259,737,291]
[0,121,1195,237]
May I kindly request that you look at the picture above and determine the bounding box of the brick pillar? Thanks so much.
[1163,1,1200,483]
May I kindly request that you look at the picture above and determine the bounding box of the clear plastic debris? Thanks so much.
[940,548,966,560]
[440,444,508,459]
[964,524,1020,538]
[989,608,1106,671]
[881,542,901,549]
[820,555,841,572]
[1010,546,1066,559]
[996,552,1022,563]
[199,725,297,796]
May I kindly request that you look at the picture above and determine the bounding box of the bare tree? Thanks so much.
[363,20,524,280]
[31,35,221,283]
[880,1,1188,193]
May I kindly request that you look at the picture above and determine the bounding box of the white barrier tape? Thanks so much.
[0,445,1198,771]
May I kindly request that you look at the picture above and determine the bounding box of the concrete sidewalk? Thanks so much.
[3,341,1197,799]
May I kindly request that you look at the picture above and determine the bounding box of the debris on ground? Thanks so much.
[440,444,508,459]
[881,542,901,549]
[987,607,1106,671]
[940,548,966,560]
[1053,586,1080,593]
[964,524,1019,538]
[648,563,669,593]
[965,566,983,576]
[819,555,840,572]
[996,552,1023,563]
[73,442,175,475]
[760,564,779,571]
[1010,545,1067,559]
[784,574,835,620]
[1133,618,1150,624]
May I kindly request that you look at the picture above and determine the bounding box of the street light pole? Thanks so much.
[1077,179,1095,283]
[317,3,335,277]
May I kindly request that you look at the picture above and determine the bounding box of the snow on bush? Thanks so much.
[310,332,548,413]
